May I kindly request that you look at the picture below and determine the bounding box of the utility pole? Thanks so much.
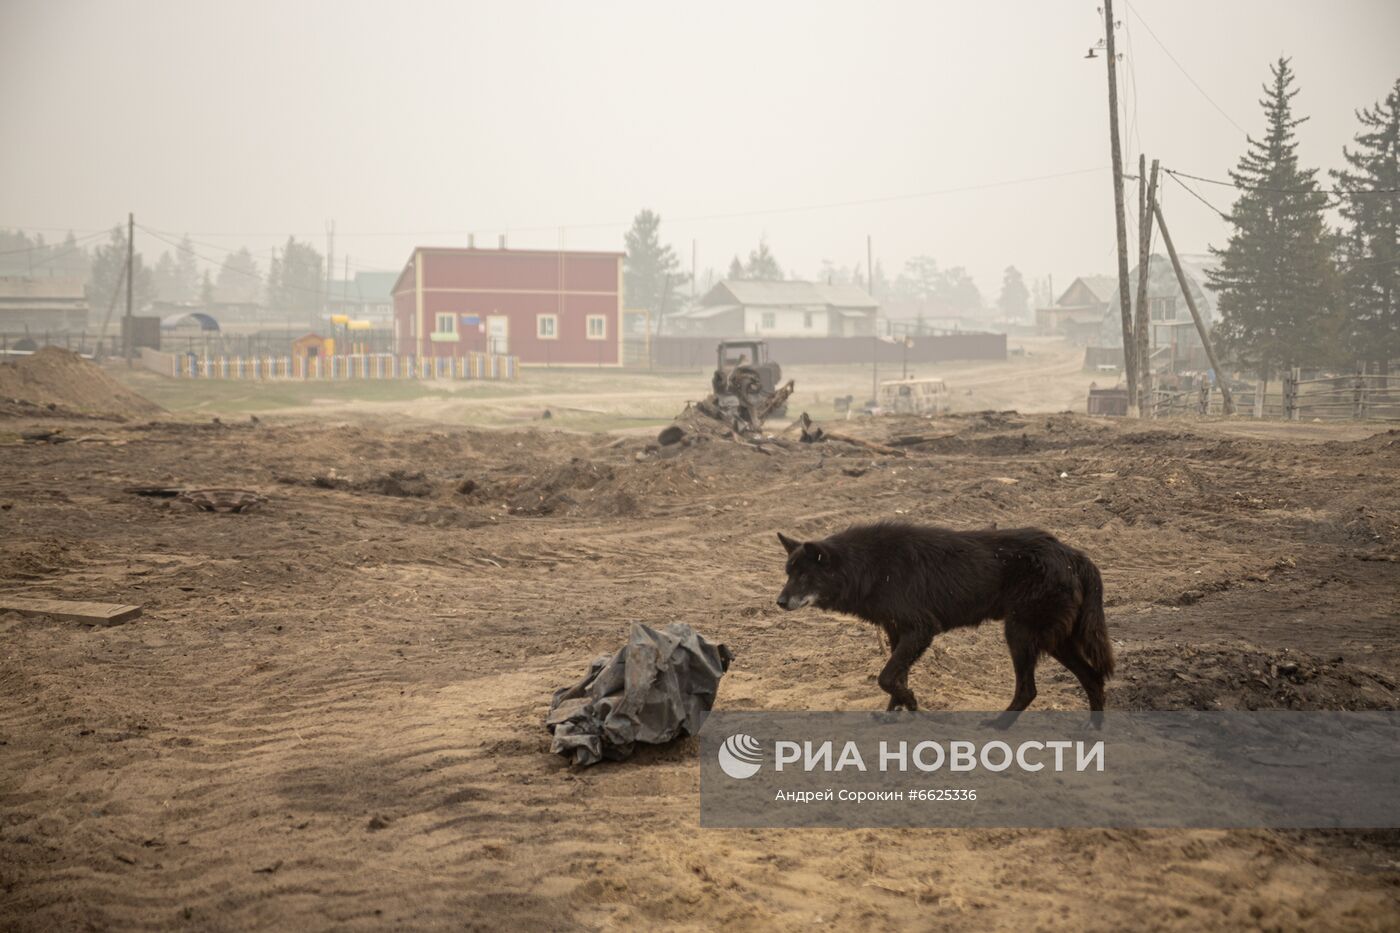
[124,212,134,366]
[324,219,335,318]
[691,240,697,303]
[1133,157,1159,415]
[869,233,878,406]
[1153,200,1234,416]
[1102,0,1137,414]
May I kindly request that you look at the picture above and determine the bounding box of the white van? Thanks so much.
[878,377,950,415]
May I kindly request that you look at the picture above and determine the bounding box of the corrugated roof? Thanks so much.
[713,279,878,309]
[676,304,739,320]
[0,277,86,300]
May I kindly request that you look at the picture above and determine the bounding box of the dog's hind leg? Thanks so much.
[986,619,1039,729]
[877,627,931,711]
[1051,645,1106,730]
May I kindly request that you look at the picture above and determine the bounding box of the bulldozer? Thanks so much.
[710,339,789,425]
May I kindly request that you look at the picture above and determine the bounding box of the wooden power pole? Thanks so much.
[869,234,878,406]
[124,212,134,365]
[1153,200,1234,415]
[1134,157,1159,414]
[1102,0,1137,414]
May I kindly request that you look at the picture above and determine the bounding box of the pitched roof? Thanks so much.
[0,276,86,301]
[1071,275,1119,305]
[327,271,398,304]
[709,279,878,309]
[354,271,398,302]
[673,304,740,320]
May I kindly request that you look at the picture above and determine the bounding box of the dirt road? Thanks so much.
[2,410,1398,930]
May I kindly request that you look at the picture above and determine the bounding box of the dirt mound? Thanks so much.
[0,347,164,419]
[506,457,638,516]
[1120,643,1399,711]
[277,468,435,497]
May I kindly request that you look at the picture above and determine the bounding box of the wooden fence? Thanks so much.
[1138,369,1400,422]
[142,348,518,381]
[1281,370,1400,422]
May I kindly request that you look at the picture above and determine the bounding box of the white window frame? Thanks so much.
[434,312,457,335]
[761,311,776,330]
[585,314,607,340]
[536,314,559,340]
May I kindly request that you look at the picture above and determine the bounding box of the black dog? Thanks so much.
[776,522,1114,726]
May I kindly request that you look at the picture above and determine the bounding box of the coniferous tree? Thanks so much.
[997,266,1031,320]
[622,209,686,313]
[174,235,200,302]
[152,251,179,301]
[266,236,324,318]
[1207,58,1339,380]
[1332,78,1400,376]
[216,247,262,304]
[87,226,153,316]
[726,255,745,281]
[744,239,783,280]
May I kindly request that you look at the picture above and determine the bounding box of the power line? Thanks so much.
[1161,173,1400,272]
[0,227,110,257]
[1166,171,1230,220]
[139,226,396,273]
[1124,0,1248,137]
[137,224,329,302]
[1164,168,1400,198]
[572,167,1113,230]
[84,166,1114,244]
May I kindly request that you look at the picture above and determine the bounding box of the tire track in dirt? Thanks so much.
[3,413,1399,929]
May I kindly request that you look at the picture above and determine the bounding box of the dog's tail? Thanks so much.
[1072,553,1115,678]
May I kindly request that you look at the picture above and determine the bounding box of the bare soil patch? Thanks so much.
[0,348,164,420]
[2,410,1398,930]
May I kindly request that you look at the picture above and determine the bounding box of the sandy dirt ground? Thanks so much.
[3,370,1400,930]
[114,337,1098,433]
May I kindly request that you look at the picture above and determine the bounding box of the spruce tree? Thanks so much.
[1207,58,1338,380]
[622,209,685,313]
[744,239,783,281]
[1332,79,1400,376]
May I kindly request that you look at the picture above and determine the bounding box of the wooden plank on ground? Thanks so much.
[0,597,142,626]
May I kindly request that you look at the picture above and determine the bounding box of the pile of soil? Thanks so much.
[277,468,435,497]
[505,457,639,517]
[0,347,164,419]
[1120,643,1400,711]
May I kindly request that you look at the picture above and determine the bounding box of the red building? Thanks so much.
[391,246,624,366]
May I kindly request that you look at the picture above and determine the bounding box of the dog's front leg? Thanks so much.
[877,627,932,711]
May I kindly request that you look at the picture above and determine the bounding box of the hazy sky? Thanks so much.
[2,0,1396,301]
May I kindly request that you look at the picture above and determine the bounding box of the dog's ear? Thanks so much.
[777,532,801,555]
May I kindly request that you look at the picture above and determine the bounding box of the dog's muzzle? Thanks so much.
[777,592,816,610]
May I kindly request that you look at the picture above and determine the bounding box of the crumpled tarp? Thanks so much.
[546,622,733,766]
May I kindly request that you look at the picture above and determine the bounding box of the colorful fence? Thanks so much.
[145,349,518,381]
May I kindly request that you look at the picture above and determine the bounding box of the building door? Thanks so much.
[487,316,509,355]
